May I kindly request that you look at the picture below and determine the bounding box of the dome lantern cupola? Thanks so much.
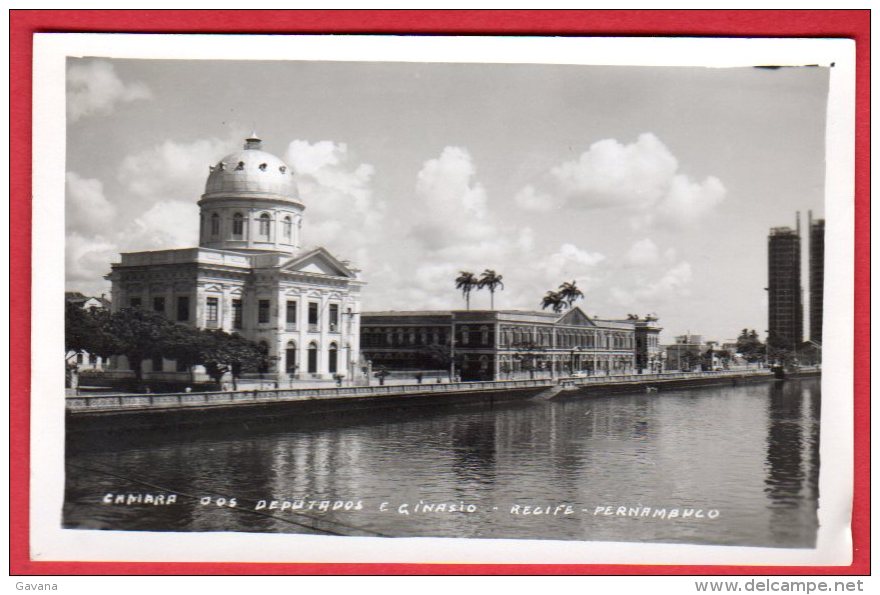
[198,135,304,254]
[244,132,262,150]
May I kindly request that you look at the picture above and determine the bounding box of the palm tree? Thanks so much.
[455,271,478,310]
[557,280,584,308]
[477,269,504,310]
[540,290,567,314]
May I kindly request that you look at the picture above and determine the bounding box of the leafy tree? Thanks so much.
[161,322,208,382]
[102,308,178,383]
[455,271,478,310]
[735,328,766,363]
[540,290,566,314]
[197,330,268,388]
[558,280,584,308]
[477,269,504,310]
[65,300,113,359]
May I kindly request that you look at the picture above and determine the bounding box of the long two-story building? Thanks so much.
[361,307,661,381]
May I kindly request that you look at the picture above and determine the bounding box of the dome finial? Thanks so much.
[244,131,262,150]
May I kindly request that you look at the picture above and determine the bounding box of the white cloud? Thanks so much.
[65,134,385,295]
[284,139,383,265]
[67,60,152,122]
[515,133,726,228]
[416,146,488,218]
[65,232,118,287]
[643,261,693,298]
[611,261,694,309]
[552,133,678,208]
[655,174,727,226]
[128,200,200,250]
[623,238,677,267]
[513,185,565,212]
[406,147,500,252]
[66,172,117,234]
[360,146,612,314]
[118,137,232,204]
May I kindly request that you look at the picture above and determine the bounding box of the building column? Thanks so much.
[319,293,329,377]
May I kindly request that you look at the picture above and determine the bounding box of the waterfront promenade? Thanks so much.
[66,368,805,414]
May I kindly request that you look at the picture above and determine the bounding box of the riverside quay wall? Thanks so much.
[65,369,820,433]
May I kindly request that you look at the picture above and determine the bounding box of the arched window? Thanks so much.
[480,325,489,345]
[211,213,220,236]
[307,342,318,374]
[285,341,297,374]
[328,343,338,374]
[232,213,244,237]
[283,216,292,240]
[461,326,470,345]
[259,213,271,238]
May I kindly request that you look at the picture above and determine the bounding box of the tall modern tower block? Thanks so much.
[808,211,825,344]
[767,214,803,351]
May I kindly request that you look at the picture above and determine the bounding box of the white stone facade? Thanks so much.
[107,136,364,382]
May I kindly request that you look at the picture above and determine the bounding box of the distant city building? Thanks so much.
[663,333,705,371]
[65,291,111,372]
[107,135,364,382]
[767,217,803,351]
[360,307,641,381]
[809,212,825,344]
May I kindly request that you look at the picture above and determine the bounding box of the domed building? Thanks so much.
[107,135,365,384]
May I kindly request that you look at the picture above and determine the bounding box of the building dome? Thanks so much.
[202,134,298,202]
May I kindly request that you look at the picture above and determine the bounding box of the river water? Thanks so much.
[64,377,821,548]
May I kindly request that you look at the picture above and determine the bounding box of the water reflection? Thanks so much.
[764,381,820,546]
[65,378,821,547]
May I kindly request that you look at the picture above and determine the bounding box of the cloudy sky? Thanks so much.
[65,57,829,342]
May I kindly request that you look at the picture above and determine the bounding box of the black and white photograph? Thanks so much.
[31,34,855,565]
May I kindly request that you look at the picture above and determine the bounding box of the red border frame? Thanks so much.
[9,9,870,576]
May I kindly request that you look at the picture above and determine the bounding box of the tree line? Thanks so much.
[454,270,585,314]
[66,302,271,388]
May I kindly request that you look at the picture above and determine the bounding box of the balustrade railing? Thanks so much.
[66,369,779,413]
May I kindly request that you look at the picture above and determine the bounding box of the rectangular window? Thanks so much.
[329,304,339,332]
[129,297,142,309]
[176,359,188,372]
[176,296,189,321]
[206,297,219,328]
[153,296,165,313]
[152,355,163,372]
[286,300,297,330]
[258,299,270,324]
[308,302,319,331]
[232,299,243,330]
